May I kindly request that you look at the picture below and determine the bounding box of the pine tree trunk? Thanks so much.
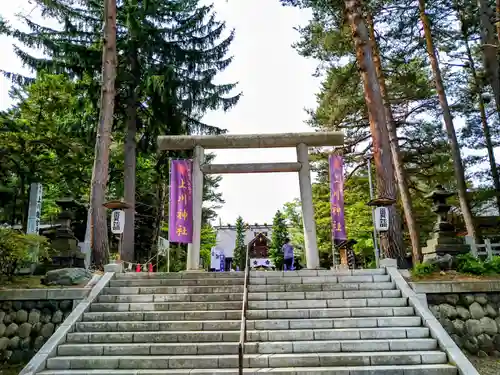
[123,48,139,263]
[497,0,500,43]
[418,0,477,240]
[477,0,500,112]
[344,0,406,266]
[366,12,422,265]
[91,0,118,268]
[460,12,500,213]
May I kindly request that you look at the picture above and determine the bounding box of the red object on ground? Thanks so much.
[148,263,153,272]
[136,264,141,272]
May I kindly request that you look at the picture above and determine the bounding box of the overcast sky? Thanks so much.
[0,0,321,225]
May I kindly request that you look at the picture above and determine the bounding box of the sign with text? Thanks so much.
[27,183,43,235]
[329,155,347,241]
[168,159,193,243]
[111,210,125,234]
[374,207,389,231]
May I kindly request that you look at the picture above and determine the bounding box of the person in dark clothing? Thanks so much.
[282,238,294,271]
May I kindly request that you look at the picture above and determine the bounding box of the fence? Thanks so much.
[464,236,500,260]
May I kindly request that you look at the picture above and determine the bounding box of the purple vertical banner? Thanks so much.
[168,159,193,243]
[329,155,347,240]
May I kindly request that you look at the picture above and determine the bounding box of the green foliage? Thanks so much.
[456,254,487,275]
[411,263,437,278]
[233,216,246,270]
[269,210,289,270]
[0,228,50,279]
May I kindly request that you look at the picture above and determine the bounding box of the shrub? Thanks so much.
[0,227,50,279]
[411,262,437,278]
[484,256,500,274]
[456,253,487,275]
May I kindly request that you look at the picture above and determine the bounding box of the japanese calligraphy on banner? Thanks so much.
[168,159,193,243]
[329,155,347,241]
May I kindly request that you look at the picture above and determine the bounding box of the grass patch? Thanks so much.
[0,364,25,375]
[0,275,88,290]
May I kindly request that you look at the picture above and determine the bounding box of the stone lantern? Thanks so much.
[50,198,85,268]
[421,185,470,262]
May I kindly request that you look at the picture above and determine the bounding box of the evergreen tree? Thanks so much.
[233,216,246,270]
[269,210,289,270]
[1,0,239,263]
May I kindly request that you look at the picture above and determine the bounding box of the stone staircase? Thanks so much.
[36,269,458,374]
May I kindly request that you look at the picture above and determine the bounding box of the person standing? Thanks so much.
[282,238,294,271]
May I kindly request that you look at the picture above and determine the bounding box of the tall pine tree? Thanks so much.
[2,0,240,262]
[233,216,246,270]
[269,210,289,270]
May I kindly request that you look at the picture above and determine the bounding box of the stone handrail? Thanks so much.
[386,267,480,375]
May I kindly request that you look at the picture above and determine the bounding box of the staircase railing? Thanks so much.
[238,244,251,375]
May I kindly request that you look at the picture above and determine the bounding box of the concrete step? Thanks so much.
[251,275,391,285]
[109,278,244,287]
[247,300,413,314]
[89,301,242,312]
[58,342,240,356]
[76,320,241,332]
[98,293,243,303]
[246,338,438,353]
[250,269,387,277]
[102,285,244,295]
[247,307,414,319]
[248,291,403,301]
[66,330,241,343]
[115,272,244,279]
[37,364,458,374]
[83,310,242,322]
[247,327,430,341]
[56,338,437,357]
[45,351,447,369]
[248,282,396,292]
[245,316,419,330]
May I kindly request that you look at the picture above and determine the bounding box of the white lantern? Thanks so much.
[111,210,125,234]
[374,207,389,231]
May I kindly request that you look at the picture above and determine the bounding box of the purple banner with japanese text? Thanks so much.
[168,159,193,243]
[329,155,347,241]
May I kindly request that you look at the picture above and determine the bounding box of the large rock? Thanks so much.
[460,294,476,306]
[486,304,498,318]
[5,323,18,337]
[476,294,489,305]
[470,302,486,320]
[445,294,459,306]
[440,304,457,320]
[466,319,483,336]
[52,310,63,324]
[40,323,54,338]
[457,306,471,320]
[0,337,10,351]
[18,322,32,338]
[480,317,498,336]
[452,319,466,336]
[28,310,40,325]
[478,333,494,352]
[0,323,6,336]
[465,336,479,354]
[43,268,92,286]
[15,309,28,324]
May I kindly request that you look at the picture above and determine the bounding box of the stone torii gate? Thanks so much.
[157,131,344,270]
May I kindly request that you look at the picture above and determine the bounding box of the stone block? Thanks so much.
[257,341,293,353]
[267,309,309,319]
[338,275,373,283]
[366,298,407,307]
[351,307,393,317]
[377,316,421,327]
[326,299,366,308]
[293,340,341,353]
[268,353,320,367]
[370,352,421,366]
[334,318,378,328]
[309,308,351,318]
[341,340,390,352]
[289,319,334,329]
[389,338,437,351]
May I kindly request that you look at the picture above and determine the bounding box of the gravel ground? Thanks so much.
[467,355,500,375]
